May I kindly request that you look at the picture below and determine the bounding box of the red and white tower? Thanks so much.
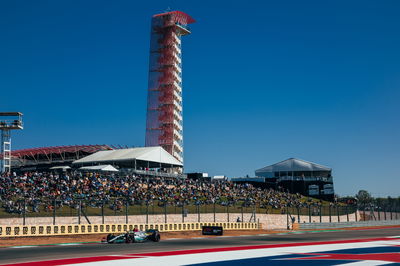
[145,11,195,163]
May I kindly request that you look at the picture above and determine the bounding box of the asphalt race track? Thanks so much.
[0,227,399,265]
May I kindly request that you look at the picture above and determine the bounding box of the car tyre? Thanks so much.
[106,234,114,243]
[153,233,160,242]
[125,234,135,243]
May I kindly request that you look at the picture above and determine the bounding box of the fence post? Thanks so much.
[329,204,332,223]
[22,198,26,226]
[308,205,311,223]
[213,202,216,222]
[101,200,104,224]
[378,208,381,220]
[363,205,366,221]
[182,202,185,223]
[241,206,244,223]
[390,207,393,220]
[146,201,149,224]
[297,206,300,223]
[355,207,358,222]
[78,199,82,225]
[319,205,322,223]
[384,207,387,220]
[125,199,128,224]
[337,205,340,222]
[227,205,230,222]
[114,199,117,216]
[53,198,56,225]
[253,204,256,223]
[164,202,167,223]
[286,205,289,230]
[346,205,349,222]
[197,204,200,222]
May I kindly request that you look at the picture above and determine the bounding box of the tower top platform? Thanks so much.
[0,112,23,130]
[153,10,195,24]
[0,112,23,117]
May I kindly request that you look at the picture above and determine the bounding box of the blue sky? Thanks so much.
[1,0,399,197]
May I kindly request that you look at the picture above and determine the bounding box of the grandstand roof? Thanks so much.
[231,177,266,183]
[12,145,113,158]
[256,158,331,174]
[73,146,183,167]
[49,166,71,170]
[79,165,119,172]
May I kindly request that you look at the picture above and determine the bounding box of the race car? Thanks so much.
[102,229,161,244]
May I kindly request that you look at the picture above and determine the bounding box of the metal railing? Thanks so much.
[1,198,379,225]
[129,169,186,179]
[297,220,400,230]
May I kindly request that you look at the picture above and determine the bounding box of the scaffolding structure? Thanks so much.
[145,11,195,163]
[0,112,23,173]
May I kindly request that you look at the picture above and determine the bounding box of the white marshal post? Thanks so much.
[0,112,23,173]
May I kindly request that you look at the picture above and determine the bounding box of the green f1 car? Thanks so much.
[103,229,161,243]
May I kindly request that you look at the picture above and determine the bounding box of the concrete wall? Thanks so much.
[360,211,400,221]
[262,212,360,229]
[298,219,400,230]
[0,211,360,230]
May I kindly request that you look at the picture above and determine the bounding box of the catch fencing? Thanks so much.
[1,198,365,226]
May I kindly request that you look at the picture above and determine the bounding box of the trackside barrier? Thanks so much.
[295,220,400,230]
[0,222,259,238]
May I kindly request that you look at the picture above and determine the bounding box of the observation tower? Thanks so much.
[0,112,23,173]
[145,11,195,163]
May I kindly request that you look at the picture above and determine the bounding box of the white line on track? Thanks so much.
[9,246,38,248]
[387,235,400,238]
[72,239,400,266]
[336,261,393,265]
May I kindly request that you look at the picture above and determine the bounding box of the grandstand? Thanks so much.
[10,145,113,171]
[9,145,185,178]
[233,158,335,200]
[73,146,184,178]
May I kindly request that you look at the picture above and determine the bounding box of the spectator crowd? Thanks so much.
[0,172,308,215]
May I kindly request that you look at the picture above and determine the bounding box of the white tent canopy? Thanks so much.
[256,158,331,177]
[73,146,182,167]
[79,165,119,172]
[49,166,71,170]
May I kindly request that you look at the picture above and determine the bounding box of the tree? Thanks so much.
[375,197,384,210]
[355,190,372,206]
